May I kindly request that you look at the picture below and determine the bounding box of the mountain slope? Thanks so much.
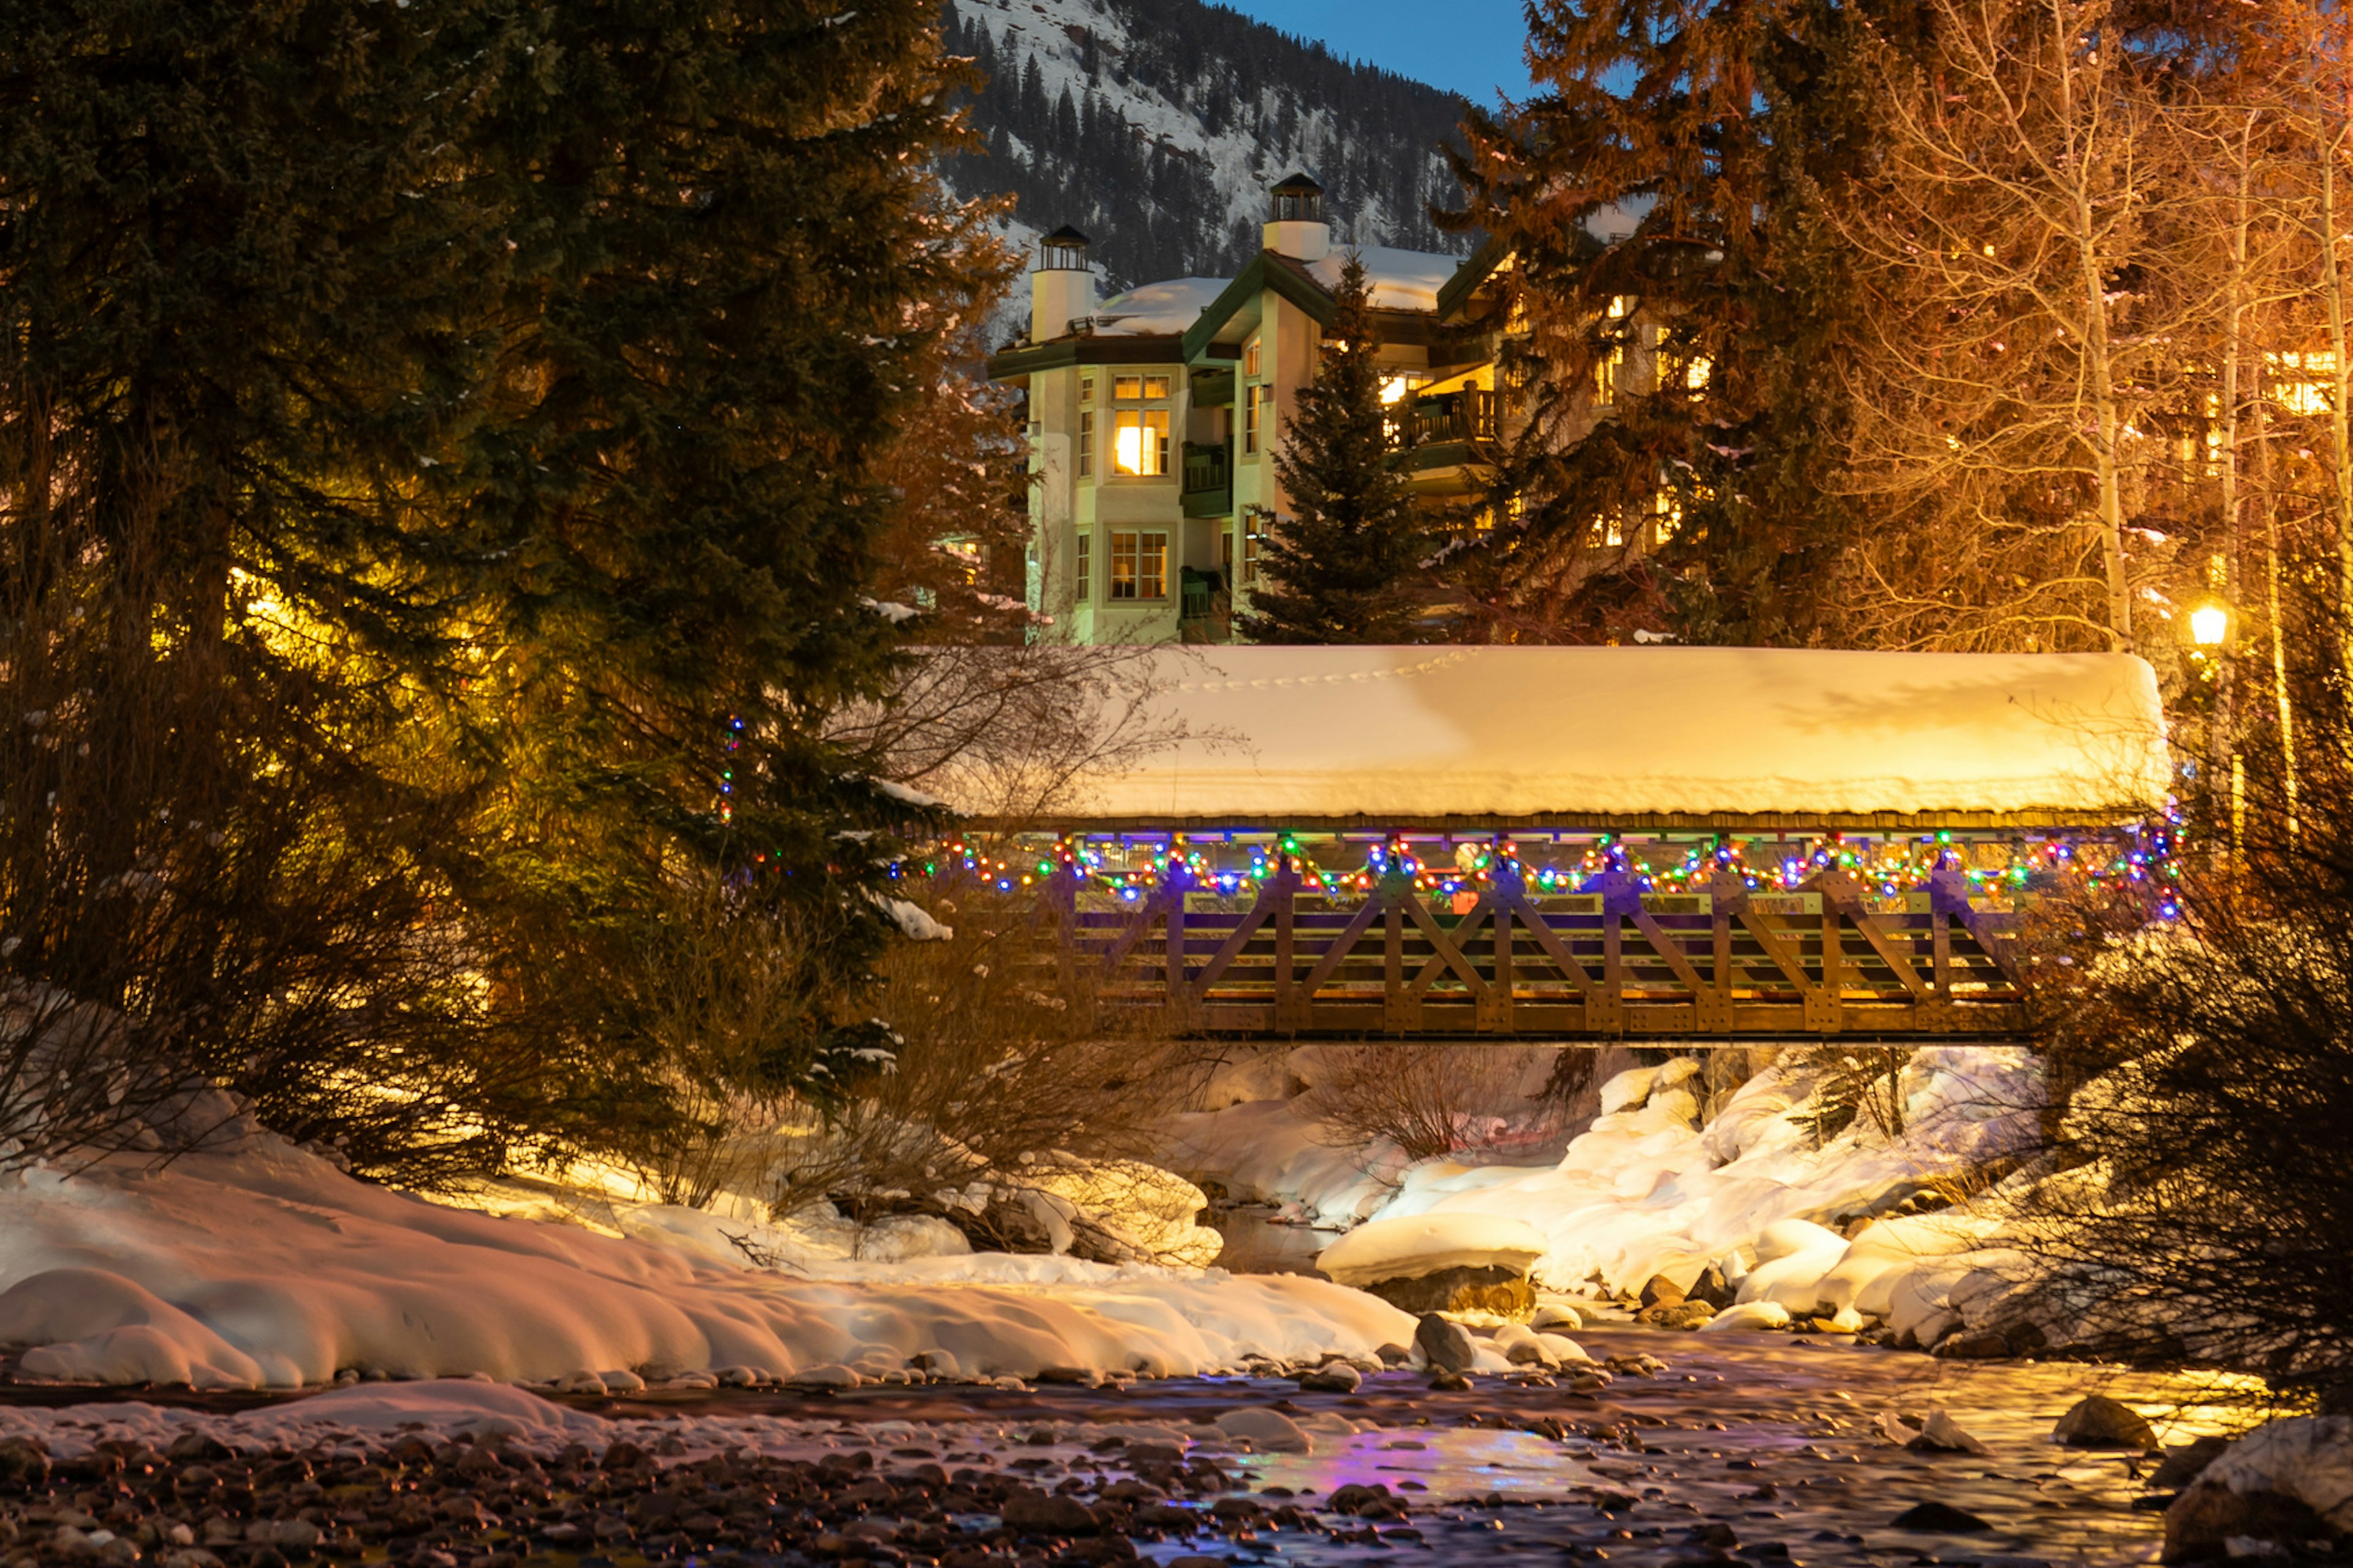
[943,0,1474,295]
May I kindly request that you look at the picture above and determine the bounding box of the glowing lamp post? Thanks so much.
[2189,596,2243,863]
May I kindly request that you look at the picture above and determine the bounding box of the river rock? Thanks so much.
[1531,1301,1584,1331]
[1000,1485,1102,1535]
[1360,1265,1536,1317]
[1214,1407,1313,1453]
[1295,1362,1361,1393]
[2150,1435,2233,1489]
[1931,1327,2014,1360]
[1414,1312,1477,1373]
[1636,1300,1718,1331]
[1907,1410,1993,1456]
[1890,1500,1993,1532]
[2164,1482,2331,1563]
[1638,1274,1685,1308]
[1685,1265,1737,1309]
[2055,1395,2160,1450]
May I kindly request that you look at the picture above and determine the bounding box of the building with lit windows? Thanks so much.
[987,174,1523,644]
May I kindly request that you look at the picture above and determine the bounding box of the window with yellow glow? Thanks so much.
[1109,531,1168,599]
[2272,351,2338,417]
[1244,339,1262,377]
[1112,375,1173,476]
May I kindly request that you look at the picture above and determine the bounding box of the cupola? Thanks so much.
[1264,173,1330,262]
[1031,226,1097,343]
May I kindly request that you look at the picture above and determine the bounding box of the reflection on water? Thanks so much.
[1206,1203,1340,1276]
[1158,1329,2260,1567]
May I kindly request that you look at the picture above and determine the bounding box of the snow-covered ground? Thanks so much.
[0,1037,2083,1395]
[0,1137,1409,1391]
[1174,1044,2049,1350]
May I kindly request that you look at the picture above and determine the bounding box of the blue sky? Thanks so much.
[1216,1,1533,103]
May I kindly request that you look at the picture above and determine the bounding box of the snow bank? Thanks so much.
[0,1142,1413,1390]
[1314,1214,1547,1287]
[1162,1097,1403,1228]
[1172,1046,2045,1344]
[1374,1048,2041,1309]
[971,645,2168,824]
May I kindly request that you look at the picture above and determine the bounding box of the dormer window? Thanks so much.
[1112,374,1172,477]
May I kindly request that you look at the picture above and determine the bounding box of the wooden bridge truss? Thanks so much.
[1044,860,2027,1040]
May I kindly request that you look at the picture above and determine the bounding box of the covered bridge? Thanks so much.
[953,646,2172,1040]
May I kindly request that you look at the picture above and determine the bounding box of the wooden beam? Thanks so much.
[1405,896,1493,1002]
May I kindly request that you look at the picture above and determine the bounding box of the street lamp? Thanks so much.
[2187,595,2241,865]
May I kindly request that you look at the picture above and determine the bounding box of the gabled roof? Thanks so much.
[1180,251,1339,360]
[1435,237,1510,320]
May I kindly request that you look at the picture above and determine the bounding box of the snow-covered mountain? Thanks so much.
[942,0,1474,301]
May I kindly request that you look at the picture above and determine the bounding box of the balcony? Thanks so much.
[1181,441,1232,519]
[1394,390,1502,449]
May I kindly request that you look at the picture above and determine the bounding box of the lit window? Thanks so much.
[2272,351,2338,416]
[1379,373,1423,405]
[1075,529,1091,604]
[1685,356,1711,392]
[1113,409,1170,475]
[1078,409,1094,479]
[1653,490,1683,545]
[1594,349,1623,407]
[1245,339,1262,377]
[1110,531,1168,599]
[1112,374,1173,476]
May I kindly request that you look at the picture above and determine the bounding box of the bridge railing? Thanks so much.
[1051,865,2025,1039]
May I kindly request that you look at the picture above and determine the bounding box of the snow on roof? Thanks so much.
[1091,277,1230,336]
[1305,246,1470,312]
[1012,646,2170,825]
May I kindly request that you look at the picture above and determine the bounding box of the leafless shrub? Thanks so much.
[752,902,1202,1258]
[1297,1042,1565,1162]
[827,643,1210,826]
[2017,651,2353,1401]
[1790,1045,1917,1146]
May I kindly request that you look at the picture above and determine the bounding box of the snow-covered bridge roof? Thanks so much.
[1010,646,2170,830]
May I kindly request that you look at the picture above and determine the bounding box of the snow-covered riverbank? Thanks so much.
[0,1137,1411,1389]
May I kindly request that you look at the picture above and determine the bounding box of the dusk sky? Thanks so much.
[1217,0,1534,103]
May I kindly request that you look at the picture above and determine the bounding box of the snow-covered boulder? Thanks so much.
[1316,1214,1548,1289]
[1734,1219,1852,1312]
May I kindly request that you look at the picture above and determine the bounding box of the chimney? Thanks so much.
[1031,227,1096,342]
[1264,173,1330,263]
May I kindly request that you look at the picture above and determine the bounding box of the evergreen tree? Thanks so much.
[1444,0,1895,644]
[440,0,1015,1126]
[0,0,559,1181]
[1240,257,1431,644]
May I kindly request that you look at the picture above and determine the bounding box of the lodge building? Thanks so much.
[987,174,1619,645]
